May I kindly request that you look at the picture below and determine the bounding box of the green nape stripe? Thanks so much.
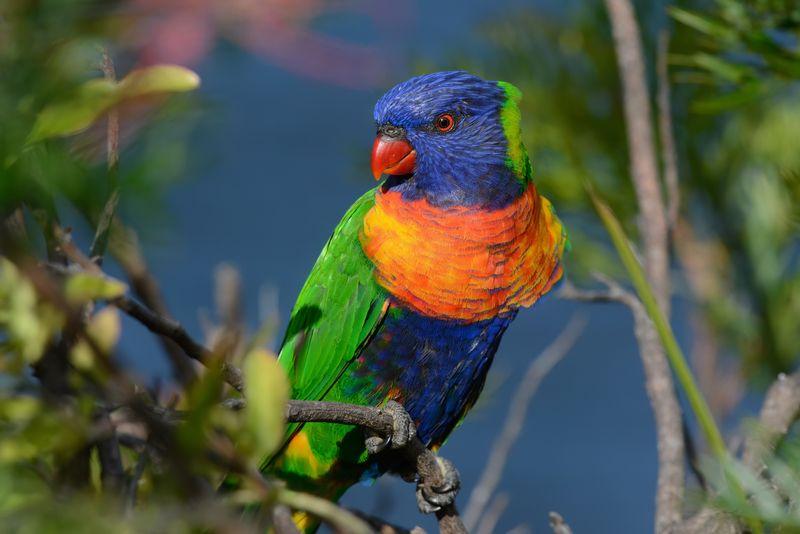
[497,80,531,183]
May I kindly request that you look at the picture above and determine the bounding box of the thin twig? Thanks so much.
[276,488,373,534]
[463,317,585,530]
[96,410,126,495]
[126,449,149,513]
[90,49,120,262]
[657,30,680,231]
[112,293,244,392]
[348,509,417,534]
[548,512,573,534]
[110,223,198,385]
[474,493,508,534]
[742,371,800,475]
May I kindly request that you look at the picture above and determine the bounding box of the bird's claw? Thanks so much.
[365,400,416,454]
[416,456,460,514]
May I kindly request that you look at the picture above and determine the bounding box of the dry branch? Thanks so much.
[548,512,573,534]
[604,0,670,312]
[742,371,800,475]
[603,0,683,530]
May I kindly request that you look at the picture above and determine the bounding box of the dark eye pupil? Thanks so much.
[437,115,452,130]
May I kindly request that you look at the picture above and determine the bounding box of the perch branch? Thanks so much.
[463,316,585,530]
[53,236,467,533]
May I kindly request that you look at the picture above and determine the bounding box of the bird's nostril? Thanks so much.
[380,124,404,138]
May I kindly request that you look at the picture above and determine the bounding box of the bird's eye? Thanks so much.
[434,113,455,133]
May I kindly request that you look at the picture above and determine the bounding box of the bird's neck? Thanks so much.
[359,183,566,322]
[386,161,527,210]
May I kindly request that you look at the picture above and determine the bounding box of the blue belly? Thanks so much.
[344,303,516,447]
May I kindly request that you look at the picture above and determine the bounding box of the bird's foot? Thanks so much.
[365,400,417,454]
[416,456,460,514]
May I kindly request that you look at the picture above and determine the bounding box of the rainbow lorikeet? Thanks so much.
[268,71,566,528]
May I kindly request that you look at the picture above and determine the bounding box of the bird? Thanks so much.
[267,71,567,530]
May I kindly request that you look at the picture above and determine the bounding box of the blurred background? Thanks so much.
[1,0,799,532]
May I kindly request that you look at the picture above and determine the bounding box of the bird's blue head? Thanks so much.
[371,71,531,209]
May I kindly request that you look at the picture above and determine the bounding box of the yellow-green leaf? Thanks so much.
[117,65,200,98]
[70,307,121,370]
[242,349,289,462]
[28,64,200,143]
[64,273,127,304]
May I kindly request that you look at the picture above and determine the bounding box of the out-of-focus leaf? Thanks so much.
[28,65,200,143]
[117,65,200,98]
[27,79,117,143]
[64,272,127,304]
[70,307,121,370]
[242,348,289,462]
[670,7,737,41]
[0,259,63,365]
[692,53,753,82]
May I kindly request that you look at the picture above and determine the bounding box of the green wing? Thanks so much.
[277,187,388,405]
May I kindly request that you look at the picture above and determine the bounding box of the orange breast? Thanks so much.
[359,184,566,322]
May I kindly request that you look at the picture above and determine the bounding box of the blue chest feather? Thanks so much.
[346,304,516,446]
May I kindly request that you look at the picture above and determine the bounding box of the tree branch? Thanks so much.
[742,371,800,475]
[110,223,198,386]
[604,0,670,314]
[603,0,682,529]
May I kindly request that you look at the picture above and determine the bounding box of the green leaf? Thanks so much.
[27,79,117,143]
[70,307,121,370]
[64,273,127,304]
[669,7,737,42]
[28,64,200,143]
[242,349,289,462]
[117,65,200,98]
[692,53,753,83]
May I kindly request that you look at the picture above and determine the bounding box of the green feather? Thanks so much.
[497,80,532,183]
[265,187,388,469]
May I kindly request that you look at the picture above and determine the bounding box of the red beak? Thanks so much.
[370,135,416,180]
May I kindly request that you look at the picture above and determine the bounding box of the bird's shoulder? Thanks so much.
[277,187,389,401]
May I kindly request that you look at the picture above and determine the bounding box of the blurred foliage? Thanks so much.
[457,0,800,381]
[0,1,199,235]
[0,255,295,531]
[708,423,800,530]
[0,2,302,532]
[2,0,800,531]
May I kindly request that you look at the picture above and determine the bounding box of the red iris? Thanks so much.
[435,113,455,132]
